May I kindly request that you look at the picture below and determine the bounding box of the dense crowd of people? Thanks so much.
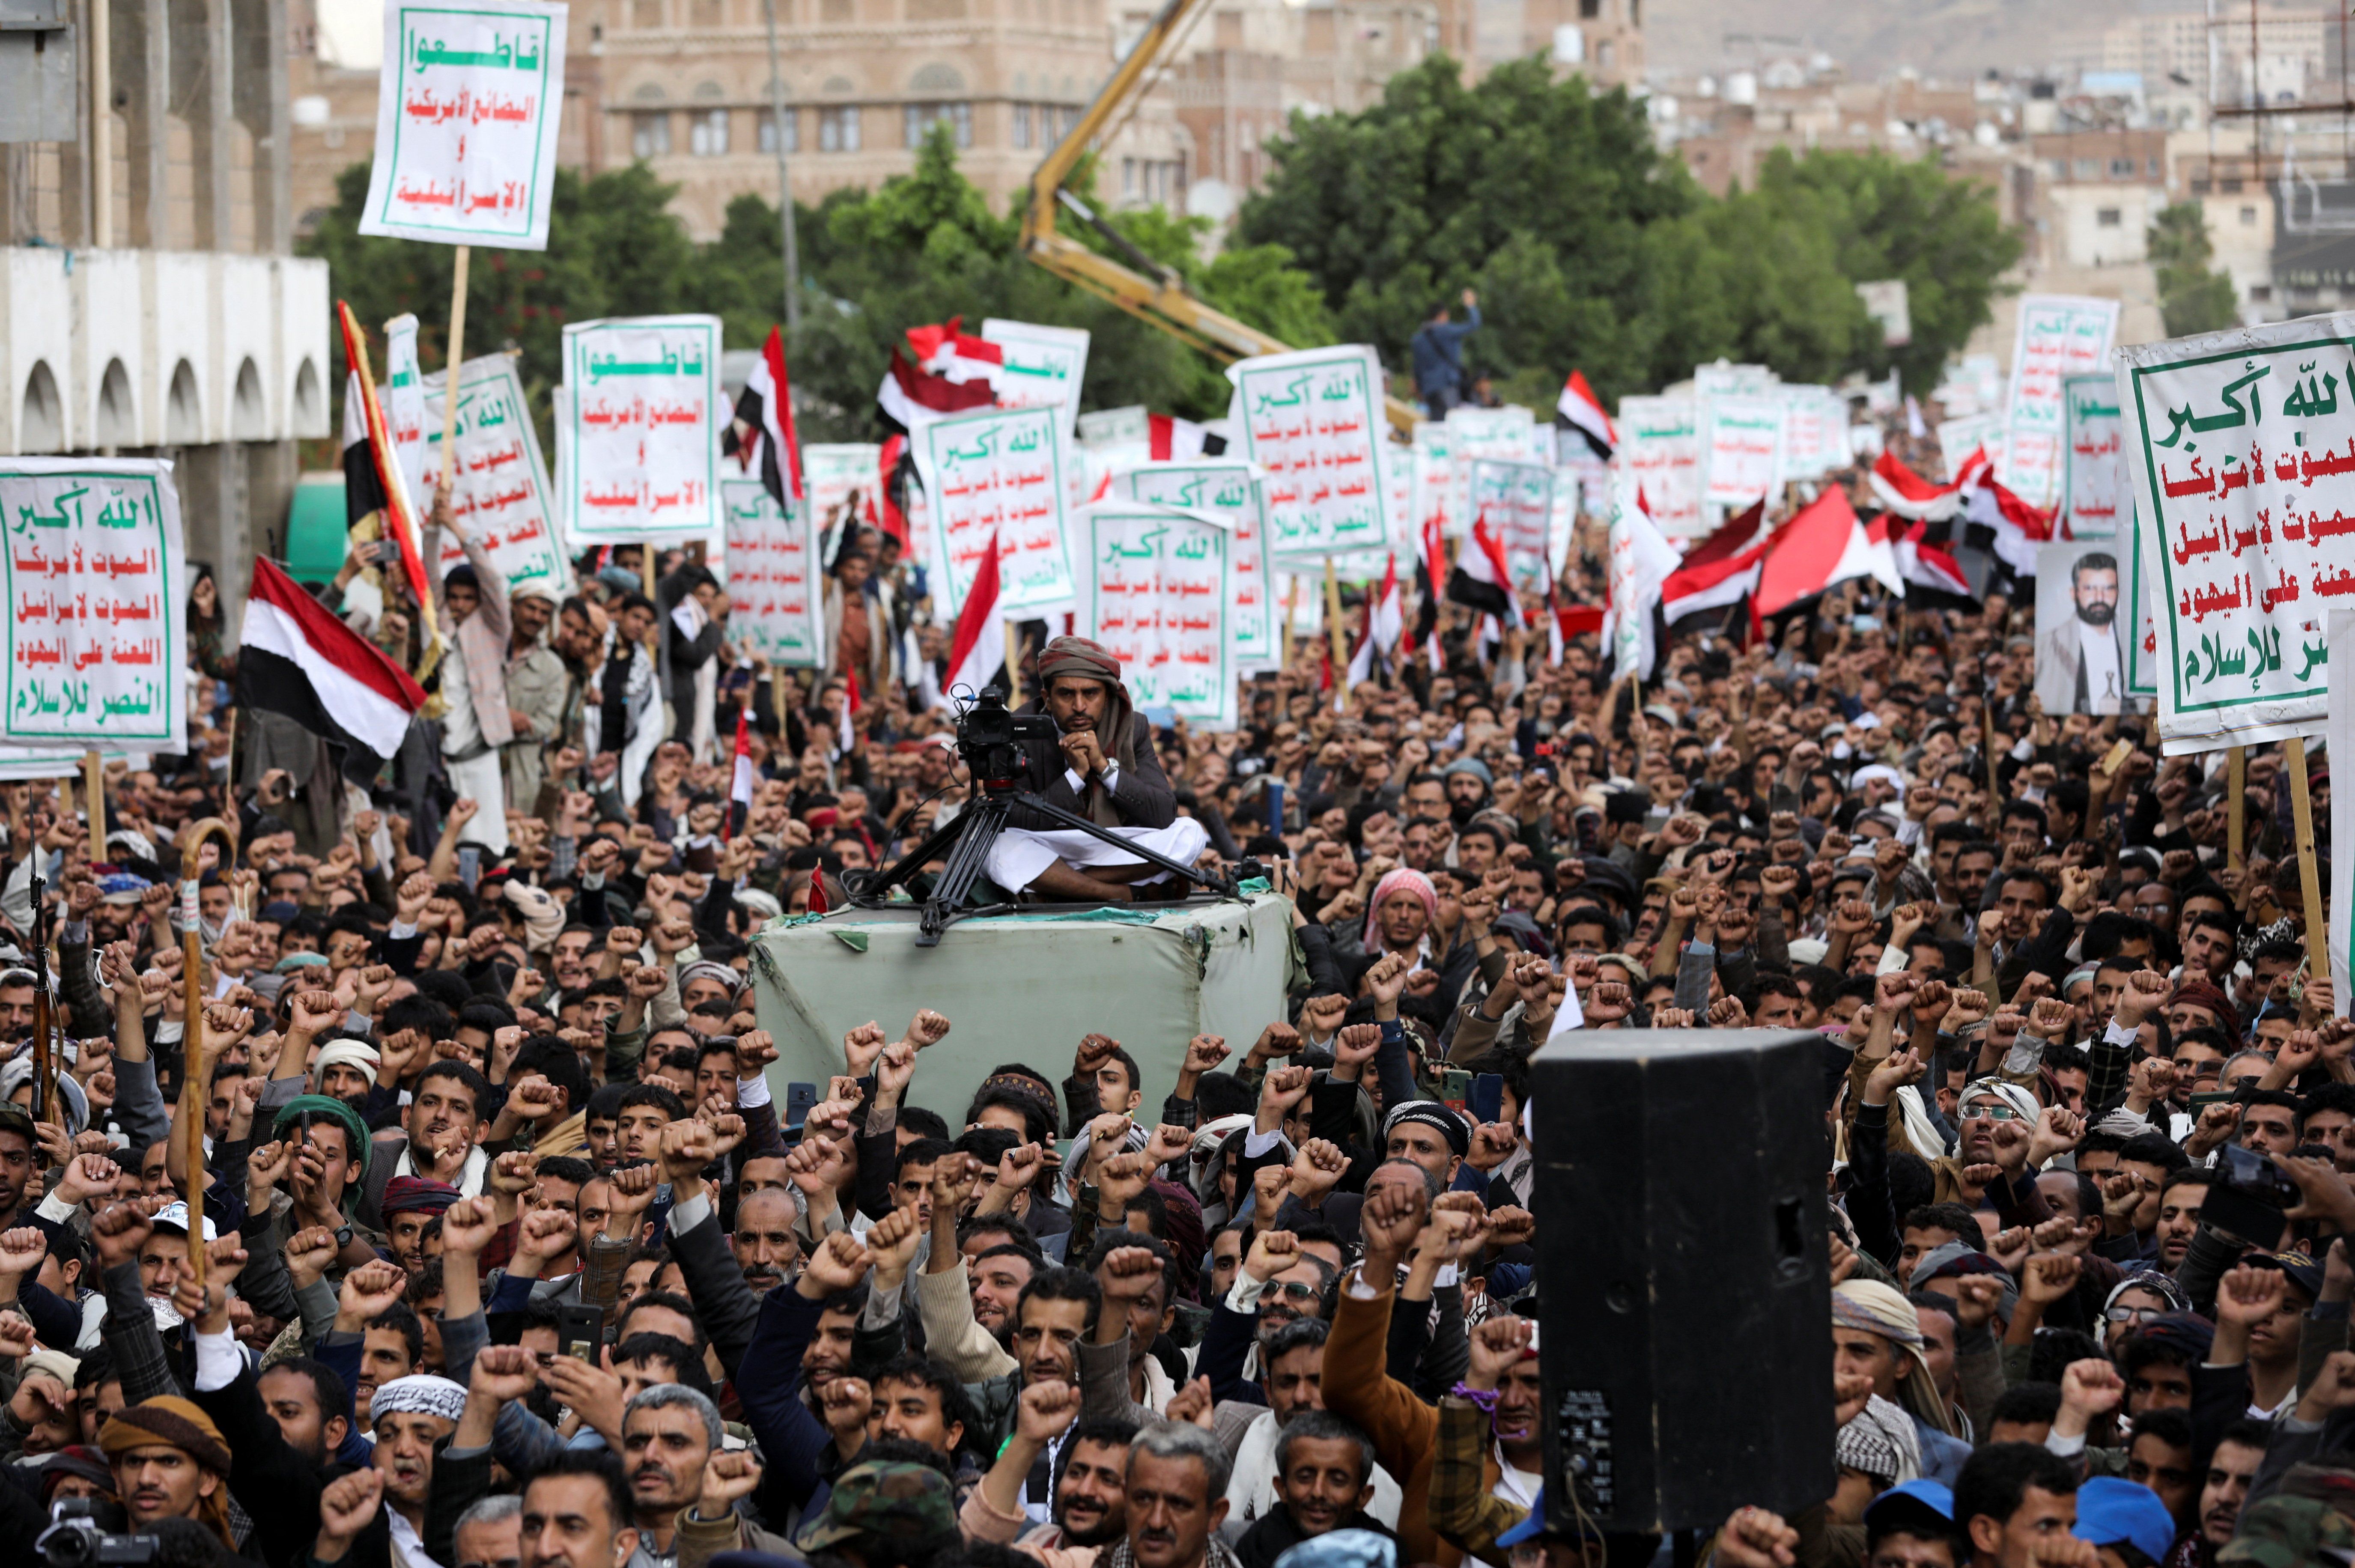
[0,453,2344,1568]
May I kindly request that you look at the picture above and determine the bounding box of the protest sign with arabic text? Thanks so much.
[721,478,822,668]
[1470,459,1554,590]
[1620,395,1702,539]
[981,320,1088,434]
[2004,295,2120,507]
[1702,393,1785,506]
[1077,502,1232,725]
[0,458,185,747]
[423,352,568,593]
[1115,461,1276,666]
[914,405,1076,619]
[558,315,723,544]
[2117,314,2355,752]
[360,0,567,249]
[1229,346,1389,563]
[2061,374,2125,539]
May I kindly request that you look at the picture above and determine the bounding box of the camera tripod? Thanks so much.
[848,751,1240,947]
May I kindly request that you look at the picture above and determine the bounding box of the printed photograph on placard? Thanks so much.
[2034,539,2131,716]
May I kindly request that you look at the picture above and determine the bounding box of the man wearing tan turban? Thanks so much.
[98,1395,239,1549]
[985,635,1207,901]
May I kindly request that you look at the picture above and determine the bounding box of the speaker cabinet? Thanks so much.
[1532,1028,1833,1534]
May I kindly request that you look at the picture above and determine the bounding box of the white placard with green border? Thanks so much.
[913,404,1076,619]
[1470,459,1554,591]
[2330,605,2355,1017]
[423,352,569,594]
[1115,462,1276,666]
[2060,373,2126,539]
[721,478,822,668]
[1619,394,1702,540]
[1076,502,1233,726]
[1230,346,1390,564]
[2004,294,2120,508]
[0,459,186,746]
[557,315,724,544]
[2117,313,2355,753]
[360,0,569,249]
[982,320,1088,434]
[1702,392,1786,507]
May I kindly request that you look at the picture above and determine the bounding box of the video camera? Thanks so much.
[954,687,1061,796]
[39,1499,157,1568]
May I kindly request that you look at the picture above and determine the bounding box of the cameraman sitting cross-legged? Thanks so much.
[983,636,1207,902]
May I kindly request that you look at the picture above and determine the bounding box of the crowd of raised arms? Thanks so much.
[0,507,2340,1568]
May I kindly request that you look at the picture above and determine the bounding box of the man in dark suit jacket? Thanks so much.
[992,636,1198,902]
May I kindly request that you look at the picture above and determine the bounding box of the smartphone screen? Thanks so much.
[457,845,481,893]
[1470,1073,1504,1125]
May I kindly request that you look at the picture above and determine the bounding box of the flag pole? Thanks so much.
[2288,737,2330,981]
[83,750,103,859]
[438,247,471,498]
[2228,746,2247,872]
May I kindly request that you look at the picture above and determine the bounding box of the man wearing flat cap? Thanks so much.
[984,636,1207,902]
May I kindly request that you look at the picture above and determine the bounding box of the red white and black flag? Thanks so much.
[1448,513,1523,625]
[948,531,1008,695]
[238,557,427,767]
[724,325,804,509]
[725,708,756,841]
[1555,370,1616,461]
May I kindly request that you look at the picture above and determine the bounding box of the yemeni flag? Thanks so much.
[878,348,996,434]
[1345,554,1404,692]
[1602,474,1679,680]
[1555,370,1616,461]
[948,531,1008,695]
[238,557,427,766]
[1448,513,1521,625]
[1148,413,1212,462]
[1877,513,1978,610]
[1965,465,2054,579]
[837,671,862,755]
[875,435,912,548]
[906,318,1005,391]
[335,303,436,630]
[1755,487,1904,618]
[724,326,803,507]
[1661,500,1772,627]
[1413,514,1446,666]
[1869,447,1982,521]
[724,709,756,841]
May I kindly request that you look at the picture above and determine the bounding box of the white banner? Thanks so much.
[981,320,1088,434]
[423,352,569,595]
[1619,395,1702,540]
[1470,459,1554,591]
[1230,346,1391,563]
[1937,413,2003,481]
[804,442,878,559]
[914,404,1076,619]
[1443,405,1542,538]
[2060,374,2125,539]
[2003,294,2121,507]
[0,459,187,746]
[2117,314,2355,752]
[1115,461,1276,666]
[1702,393,1785,506]
[1076,502,1234,725]
[2331,605,2355,1019]
[2126,498,2159,701]
[382,315,431,508]
[359,0,568,250]
[1410,423,1457,542]
[721,478,822,668]
[558,315,724,544]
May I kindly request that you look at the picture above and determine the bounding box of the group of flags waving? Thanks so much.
[1594,438,2054,683]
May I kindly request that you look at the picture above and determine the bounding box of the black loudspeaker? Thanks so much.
[1532,1029,1833,1535]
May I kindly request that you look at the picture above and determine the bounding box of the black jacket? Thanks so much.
[1006,711,1176,834]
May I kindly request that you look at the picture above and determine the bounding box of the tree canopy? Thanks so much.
[2149,202,2240,338]
[1236,57,2021,398]
[302,68,2024,447]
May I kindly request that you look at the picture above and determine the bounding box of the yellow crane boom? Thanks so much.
[1019,0,1420,435]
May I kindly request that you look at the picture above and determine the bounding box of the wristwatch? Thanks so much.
[334,1224,354,1249]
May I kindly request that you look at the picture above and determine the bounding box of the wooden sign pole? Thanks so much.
[2286,738,2329,982]
[177,817,238,1288]
[437,247,471,497]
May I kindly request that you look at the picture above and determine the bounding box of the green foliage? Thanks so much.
[2149,202,2242,338]
[1236,59,2023,399]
